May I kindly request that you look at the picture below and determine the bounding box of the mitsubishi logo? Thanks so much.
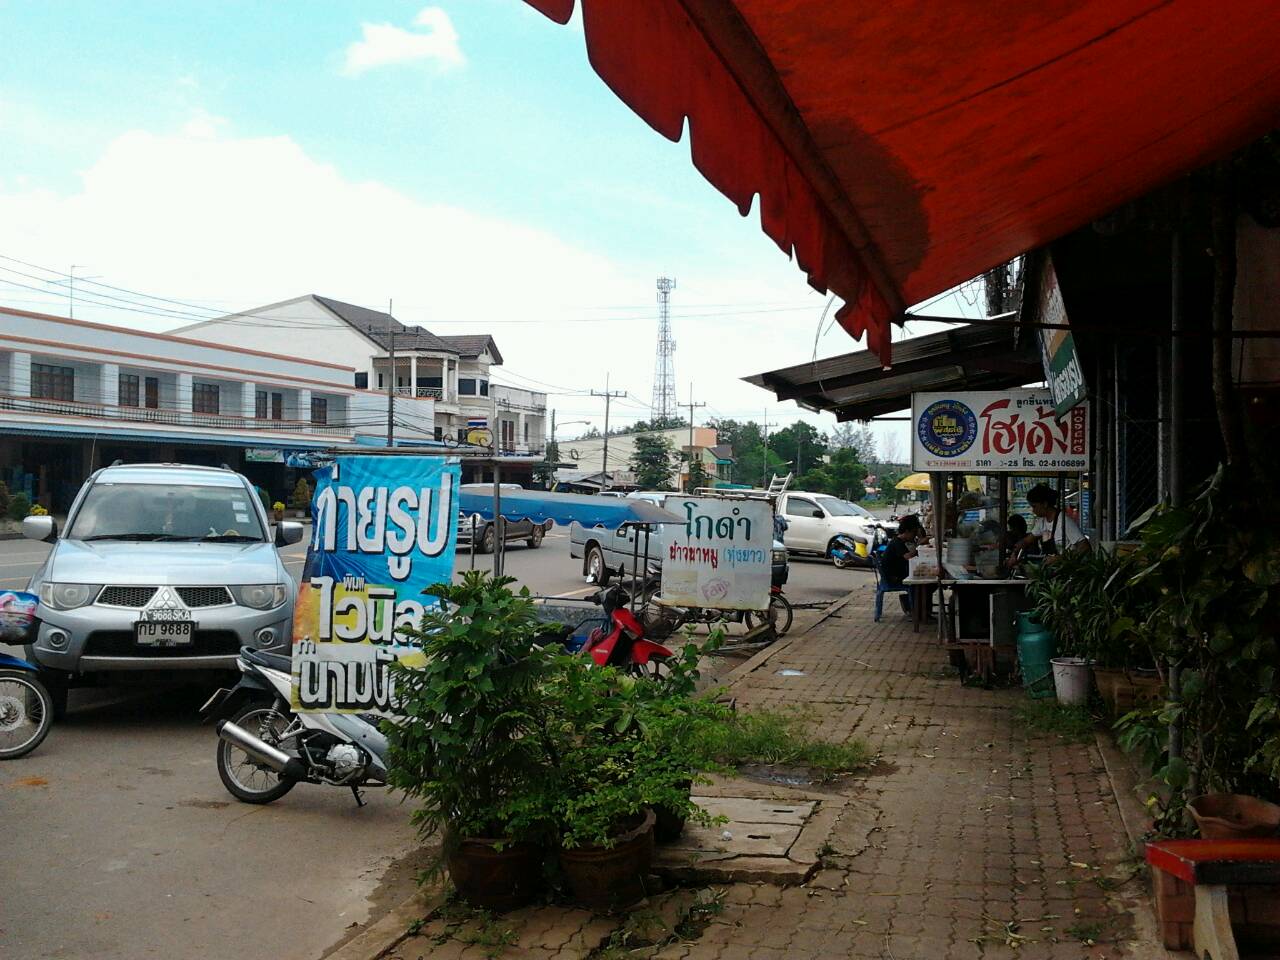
[142,587,191,622]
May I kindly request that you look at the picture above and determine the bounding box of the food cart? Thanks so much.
[905,389,1091,679]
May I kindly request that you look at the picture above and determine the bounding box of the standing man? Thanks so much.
[1013,484,1089,560]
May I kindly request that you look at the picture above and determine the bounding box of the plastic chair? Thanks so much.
[871,550,911,622]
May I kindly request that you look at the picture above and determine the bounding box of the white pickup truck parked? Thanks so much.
[775,491,896,566]
[570,491,789,587]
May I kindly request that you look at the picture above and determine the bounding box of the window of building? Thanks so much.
[271,392,283,420]
[192,383,220,415]
[458,378,477,396]
[501,420,515,450]
[310,397,328,425]
[433,426,443,441]
[523,421,529,445]
[144,377,159,409]
[419,376,443,389]
[376,373,384,389]
[354,372,368,390]
[31,363,74,402]
[457,427,467,442]
[479,379,489,397]
[255,390,267,419]
[118,374,140,407]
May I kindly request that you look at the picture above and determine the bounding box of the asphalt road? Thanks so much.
[0,531,862,960]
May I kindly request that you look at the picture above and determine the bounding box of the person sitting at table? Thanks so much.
[1012,484,1090,561]
[883,515,923,612]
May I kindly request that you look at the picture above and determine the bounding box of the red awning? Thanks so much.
[523,0,1280,363]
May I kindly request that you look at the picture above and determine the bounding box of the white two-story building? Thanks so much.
[177,295,547,460]
[0,305,433,511]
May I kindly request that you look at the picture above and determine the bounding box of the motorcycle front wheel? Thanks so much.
[0,670,52,760]
[217,702,298,804]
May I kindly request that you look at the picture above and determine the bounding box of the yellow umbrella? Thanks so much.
[895,473,983,493]
[895,472,932,492]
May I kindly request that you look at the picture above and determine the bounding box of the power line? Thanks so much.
[589,374,626,490]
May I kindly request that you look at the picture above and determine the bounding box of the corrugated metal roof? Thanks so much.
[744,320,1041,421]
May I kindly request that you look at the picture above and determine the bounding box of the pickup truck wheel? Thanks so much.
[527,526,544,549]
[586,545,609,585]
[477,525,495,554]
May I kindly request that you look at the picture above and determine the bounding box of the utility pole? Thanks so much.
[680,383,706,492]
[591,373,625,490]
[386,299,395,448]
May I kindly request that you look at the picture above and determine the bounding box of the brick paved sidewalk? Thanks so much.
[387,585,1169,960]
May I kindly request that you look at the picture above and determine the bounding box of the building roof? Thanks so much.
[709,444,734,462]
[440,334,504,365]
[744,320,1041,421]
[312,295,461,355]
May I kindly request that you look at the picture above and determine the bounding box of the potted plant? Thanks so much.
[541,656,724,909]
[272,500,286,523]
[288,477,312,518]
[387,572,561,911]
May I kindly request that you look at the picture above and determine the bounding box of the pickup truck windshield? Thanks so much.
[68,483,267,542]
[816,496,872,519]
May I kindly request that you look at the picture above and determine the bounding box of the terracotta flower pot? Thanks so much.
[446,836,545,911]
[654,781,692,844]
[1093,667,1125,712]
[558,809,655,910]
[1188,794,1280,840]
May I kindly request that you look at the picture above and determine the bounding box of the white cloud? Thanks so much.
[341,7,464,76]
[0,115,937,456]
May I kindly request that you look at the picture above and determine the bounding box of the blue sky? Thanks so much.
[0,1,976,444]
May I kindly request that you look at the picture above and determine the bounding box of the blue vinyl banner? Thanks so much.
[291,455,460,715]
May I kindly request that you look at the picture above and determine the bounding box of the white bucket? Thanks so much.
[1051,657,1091,705]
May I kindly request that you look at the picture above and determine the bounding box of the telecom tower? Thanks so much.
[650,276,678,421]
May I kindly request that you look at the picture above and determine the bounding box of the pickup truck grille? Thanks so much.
[83,631,242,657]
[98,586,158,608]
[176,587,233,608]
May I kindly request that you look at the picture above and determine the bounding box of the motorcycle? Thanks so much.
[575,578,675,676]
[0,591,52,760]
[830,527,890,569]
[200,648,389,806]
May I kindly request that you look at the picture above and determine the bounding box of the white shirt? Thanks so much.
[1032,511,1086,549]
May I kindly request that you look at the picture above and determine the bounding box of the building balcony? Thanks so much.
[0,393,353,437]
[393,386,444,401]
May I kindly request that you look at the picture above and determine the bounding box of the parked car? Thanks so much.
[776,491,896,565]
[570,490,789,587]
[458,483,551,552]
[22,462,302,713]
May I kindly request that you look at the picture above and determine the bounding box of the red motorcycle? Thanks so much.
[581,581,674,677]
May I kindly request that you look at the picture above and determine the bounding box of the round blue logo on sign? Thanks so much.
[917,399,978,458]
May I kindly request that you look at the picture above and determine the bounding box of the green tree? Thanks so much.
[630,434,675,490]
[533,439,560,489]
[768,421,828,477]
[686,457,711,492]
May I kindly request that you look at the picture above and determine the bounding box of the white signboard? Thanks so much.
[660,497,773,611]
[911,390,1090,473]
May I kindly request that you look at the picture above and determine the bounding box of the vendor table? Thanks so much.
[903,577,1030,642]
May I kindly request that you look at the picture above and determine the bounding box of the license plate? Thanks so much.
[135,620,195,647]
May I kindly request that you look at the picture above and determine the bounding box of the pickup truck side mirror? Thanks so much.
[810,508,824,519]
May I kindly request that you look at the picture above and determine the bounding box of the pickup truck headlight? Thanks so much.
[233,584,289,610]
[39,582,101,610]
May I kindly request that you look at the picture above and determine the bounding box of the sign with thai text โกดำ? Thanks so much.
[660,496,772,611]
[911,390,1089,473]
[291,455,459,715]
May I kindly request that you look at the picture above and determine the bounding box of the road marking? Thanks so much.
[551,586,596,598]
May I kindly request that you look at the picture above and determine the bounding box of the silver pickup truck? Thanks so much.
[570,491,789,586]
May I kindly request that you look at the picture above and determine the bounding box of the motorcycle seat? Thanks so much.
[242,648,292,673]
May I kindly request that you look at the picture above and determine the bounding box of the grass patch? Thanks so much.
[1013,700,1095,743]
[701,709,870,778]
